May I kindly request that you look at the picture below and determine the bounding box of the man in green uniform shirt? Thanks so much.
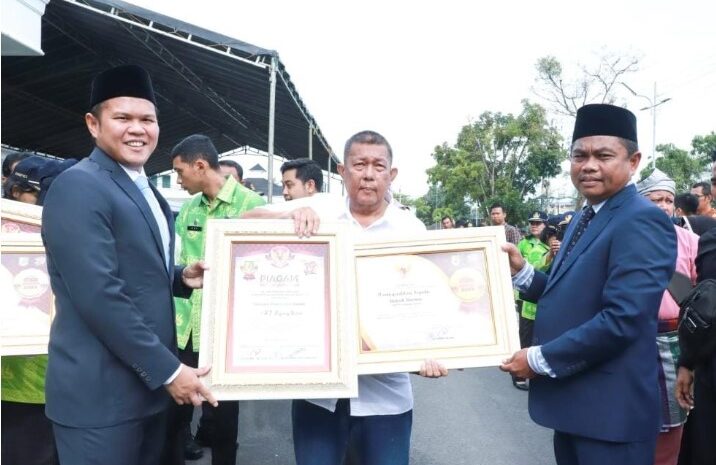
[165,134,265,465]
[512,210,550,390]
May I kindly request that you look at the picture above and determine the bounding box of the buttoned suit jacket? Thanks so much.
[41,148,190,428]
[521,184,677,442]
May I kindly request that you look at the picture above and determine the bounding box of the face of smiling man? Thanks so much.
[85,96,159,170]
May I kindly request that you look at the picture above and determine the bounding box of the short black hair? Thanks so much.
[675,193,699,215]
[441,215,453,223]
[280,158,323,192]
[170,134,219,169]
[489,203,505,213]
[3,179,35,200]
[343,130,393,164]
[692,181,712,196]
[618,138,639,157]
[218,159,243,181]
[2,151,29,178]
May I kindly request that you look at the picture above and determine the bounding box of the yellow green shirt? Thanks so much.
[518,235,550,320]
[1,355,48,404]
[174,176,265,351]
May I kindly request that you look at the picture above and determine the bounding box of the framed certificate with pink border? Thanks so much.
[1,199,43,234]
[354,227,520,375]
[199,219,357,400]
[1,234,54,355]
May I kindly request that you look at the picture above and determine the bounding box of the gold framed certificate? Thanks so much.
[1,234,54,356]
[354,227,519,374]
[199,219,358,400]
[1,199,43,234]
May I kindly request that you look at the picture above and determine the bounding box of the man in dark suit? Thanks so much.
[501,104,677,464]
[41,65,217,465]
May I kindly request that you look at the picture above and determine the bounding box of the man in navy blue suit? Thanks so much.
[41,65,217,465]
[501,104,677,464]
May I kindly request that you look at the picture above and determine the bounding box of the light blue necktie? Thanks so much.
[135,175,170,270]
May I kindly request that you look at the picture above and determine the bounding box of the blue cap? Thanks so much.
[8,156,46,190]
[559,211,576,226]
[527,211,548,223]
[547,214,562,227]
[7,156,78,204]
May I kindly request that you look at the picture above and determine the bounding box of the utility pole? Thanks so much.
[621,82,672,169]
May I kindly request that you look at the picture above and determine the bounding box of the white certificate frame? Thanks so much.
[354,226,520,375]
[199,219,358,400]
[1,234,54,356]
[1,198,43,234]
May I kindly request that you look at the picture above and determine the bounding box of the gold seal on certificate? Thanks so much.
[449,266,486,303]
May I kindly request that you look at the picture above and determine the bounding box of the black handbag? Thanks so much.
[668,272,716,364]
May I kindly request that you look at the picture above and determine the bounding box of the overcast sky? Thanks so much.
[129,0,716,197]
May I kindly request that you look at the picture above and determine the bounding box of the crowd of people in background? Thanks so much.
[1,65,716,465]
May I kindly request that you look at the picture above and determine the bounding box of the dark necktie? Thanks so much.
[562,206,595,259]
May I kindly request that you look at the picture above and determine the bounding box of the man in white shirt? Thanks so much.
[243,130,446,465]
[280,158,323,201]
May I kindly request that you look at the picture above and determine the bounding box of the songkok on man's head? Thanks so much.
[636,168,676,196]
[89,65,157,109]
[572,104,638,144]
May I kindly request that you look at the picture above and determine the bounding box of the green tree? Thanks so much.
[691,132,716,165]
[413,196,434,226]
[399,185,471,227]
[426,100,566,226]
[639,133,715,191]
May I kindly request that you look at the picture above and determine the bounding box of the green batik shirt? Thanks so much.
[1,355,48,404]
[517,235,550,320]
[174,176,266,351]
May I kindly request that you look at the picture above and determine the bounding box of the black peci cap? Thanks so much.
[572,104,637,144]
[89,64,157,109]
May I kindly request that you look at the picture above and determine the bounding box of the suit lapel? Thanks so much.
[90,149,166,268]
[544,210,613,292]
[544,185,636,293]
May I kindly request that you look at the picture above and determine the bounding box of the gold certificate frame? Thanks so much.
[354,226,520,374]
[1,199,43,234]
[1,234,54,355]
[199,219,358,400]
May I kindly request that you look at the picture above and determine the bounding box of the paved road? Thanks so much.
[190,367,554,464]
